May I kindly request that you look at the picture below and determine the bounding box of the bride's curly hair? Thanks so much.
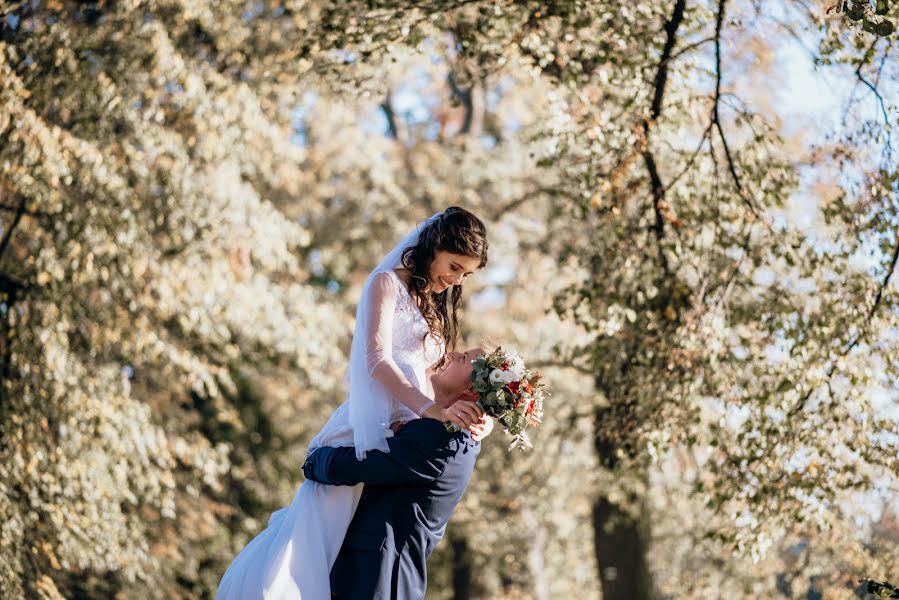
[401,206,488,353]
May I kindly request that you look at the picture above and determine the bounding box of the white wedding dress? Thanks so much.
[215,268,444,600]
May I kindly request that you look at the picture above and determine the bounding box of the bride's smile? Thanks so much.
[427,251,482,293]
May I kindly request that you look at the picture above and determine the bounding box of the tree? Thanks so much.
[0,2,355,596]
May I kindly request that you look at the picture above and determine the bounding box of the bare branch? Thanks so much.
[855,44,893,162]
[0,202,51,219]
[639,0,687,277]
[487,186,569,221]
[530,358,594,376]
[663,122,713,194]
[649,0,687,123]
[711,0,760,220]
[668,36,715,63]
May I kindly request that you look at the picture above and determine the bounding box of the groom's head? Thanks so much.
[432,347,486,407]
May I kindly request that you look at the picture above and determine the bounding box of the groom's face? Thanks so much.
[435,347,484,403]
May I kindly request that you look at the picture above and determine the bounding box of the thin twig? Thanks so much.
[488,186,568,221]
[855,42,893,162]
[788,234,899,416]
[663,122,713,194]
[530,359,594,376]
[711,0,760,220]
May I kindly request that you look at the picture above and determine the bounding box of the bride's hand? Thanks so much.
[468,415,494,442]
[422,402,483,430]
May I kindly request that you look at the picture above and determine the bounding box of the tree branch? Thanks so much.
[0,283,15,381]
[0,194,27,261]
[650,0,687,123]
[711,0,760,220]
[789,235,899,416]
[668,36,715,63]
[0,272,27,294]
[663,122,713,194]
[639,0,687,277]
[530,358,594,376]
[380,91,400,140]
[0,202,50,219]
[855,45,893,162]
[447,70,474,135]
[487,186,568,221]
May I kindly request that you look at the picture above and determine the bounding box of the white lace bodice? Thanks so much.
[307,270,444,452]
[384,270,444,420]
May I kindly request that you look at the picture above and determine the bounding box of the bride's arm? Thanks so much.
[366,273,474,430]
[366,272,438,416]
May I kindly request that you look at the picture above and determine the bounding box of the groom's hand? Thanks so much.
[303,448,329,484]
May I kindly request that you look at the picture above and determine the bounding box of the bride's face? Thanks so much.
[428,251,481,293]
[435,347,484,398]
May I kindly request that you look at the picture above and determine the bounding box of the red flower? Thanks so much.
[526,399,536,414]
[507,381,520,394]
[524,382,534,395]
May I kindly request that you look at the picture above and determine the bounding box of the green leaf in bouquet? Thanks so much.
[495,388,508,405]
[501,413,517,433]
[509,432,533,451]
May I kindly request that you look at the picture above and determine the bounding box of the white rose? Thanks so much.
[509,362,525,380]
[500,369,517,384]
[505,351,526,380]
[488,369,505,385]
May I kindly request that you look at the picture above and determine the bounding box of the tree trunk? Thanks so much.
[593,496,654,600]
[451,534,474,600]
[593,402,654,600]
[467,78,485,138]
[528,523,551,600]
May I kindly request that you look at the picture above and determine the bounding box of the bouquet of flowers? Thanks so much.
[447,347,547,450]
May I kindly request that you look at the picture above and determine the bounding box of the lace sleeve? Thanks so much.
[366,272,436,416]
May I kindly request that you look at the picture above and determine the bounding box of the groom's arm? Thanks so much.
[304,425,456,486]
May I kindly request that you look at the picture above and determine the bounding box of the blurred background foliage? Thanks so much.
[0,0,897,598]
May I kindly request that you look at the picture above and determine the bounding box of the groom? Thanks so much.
[303,348,489,600]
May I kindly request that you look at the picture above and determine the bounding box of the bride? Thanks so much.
[216,207,490,599]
